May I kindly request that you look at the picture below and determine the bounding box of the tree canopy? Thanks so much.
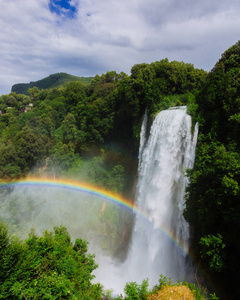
[0,221,102,299]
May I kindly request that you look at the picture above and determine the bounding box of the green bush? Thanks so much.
[0,221,102,299]
[123,279,149,300]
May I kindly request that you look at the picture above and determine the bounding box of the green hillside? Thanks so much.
[11,72,93,95]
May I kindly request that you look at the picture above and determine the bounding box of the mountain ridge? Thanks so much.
[11,72,93,95]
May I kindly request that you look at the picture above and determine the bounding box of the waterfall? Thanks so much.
[94,106,198,293]
[138,108,148,164]
[125,106,198,286]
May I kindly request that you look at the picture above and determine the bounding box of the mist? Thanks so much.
[0,182,134,287]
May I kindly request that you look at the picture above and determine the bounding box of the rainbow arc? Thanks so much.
[1,176,189,255]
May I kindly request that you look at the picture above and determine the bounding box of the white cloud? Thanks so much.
[0,0,240,94]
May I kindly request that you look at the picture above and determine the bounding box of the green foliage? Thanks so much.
[124,279,149,300]
[13,126,47,169]
[82,150,125,193]
[0,222,102,299]
[0,221,9,253]
[0,61,204,179]
[150,274,173,294]
[101,289,115,300]
[0,123,48,178]
[48,142,82,174]
[200,234,226,272]
[209,293,220,300]
[184,138,240,284]
[64,81,87,107]
[12,73,92,95]
[196,40,240,147]
[185,41,240,299]
[158,274,172,288]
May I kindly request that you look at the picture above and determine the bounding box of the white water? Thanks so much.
[94,107,198,293]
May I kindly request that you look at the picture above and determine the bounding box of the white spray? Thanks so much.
[95,106,198,293]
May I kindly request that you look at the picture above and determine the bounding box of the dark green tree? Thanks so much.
[185,41,240,299]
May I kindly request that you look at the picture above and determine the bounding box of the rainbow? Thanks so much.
[0,176,189,255]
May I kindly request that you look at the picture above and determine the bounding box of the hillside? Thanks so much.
[11,72,93,95]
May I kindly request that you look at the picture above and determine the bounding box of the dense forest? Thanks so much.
[0,41,240,299]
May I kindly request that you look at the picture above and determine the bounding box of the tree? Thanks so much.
[199,234,226,272]
[185,41,240,299]
[196,40,240,147]
[0,222,102,299]
[56,113,80,144]
[64,81,87,107]
[13,126,47,171]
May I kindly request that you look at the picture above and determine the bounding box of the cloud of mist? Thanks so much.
[0,183,133,259]
[0,147,136,293]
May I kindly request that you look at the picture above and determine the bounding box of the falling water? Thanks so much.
[123,106,198,287]
[94,106,198,293]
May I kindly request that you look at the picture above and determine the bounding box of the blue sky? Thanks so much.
[1,0,240,95]
[49,0,77,18]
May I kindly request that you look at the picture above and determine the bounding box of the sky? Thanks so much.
[0,0,240,95]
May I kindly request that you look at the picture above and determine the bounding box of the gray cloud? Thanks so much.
[139,0,229,27]
[0,0,240,94]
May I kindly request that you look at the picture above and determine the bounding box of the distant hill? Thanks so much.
[11,72,93,95]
